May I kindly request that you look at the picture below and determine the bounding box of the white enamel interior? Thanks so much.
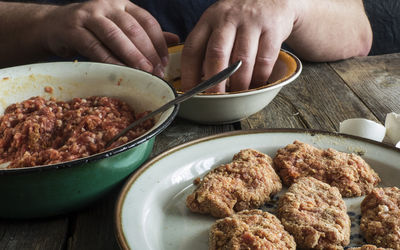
[118,130,400,249]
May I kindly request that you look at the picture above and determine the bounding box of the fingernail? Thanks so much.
[161,56,169,67]
[154,64,165,78]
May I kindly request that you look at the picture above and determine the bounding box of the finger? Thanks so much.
[202,23,237,93]
[70,27,124,66]
[163,32,180,46]
[85,15,153,73]
[180,23,211,92]
[126,5,170,67]
[108,11,166,76]
[251,31,281,88]
[228,25,260,92]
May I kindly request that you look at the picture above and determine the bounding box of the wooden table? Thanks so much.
[0,53,399,250]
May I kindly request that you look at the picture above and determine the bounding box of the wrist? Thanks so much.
[288,0,308,33]
[33,4,59,56]
[0,2,61,67]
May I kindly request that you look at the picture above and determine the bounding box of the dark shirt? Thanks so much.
[7,0,400,55]
[133,0,216,41]
[363,0,400,55]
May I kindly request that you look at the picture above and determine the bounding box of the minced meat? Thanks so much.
[0,96,154,168]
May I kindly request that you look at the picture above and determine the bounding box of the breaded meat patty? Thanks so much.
[186,149,282,218]
[360,187,400,249]
[348,245,391,250]
[209,209,296,250]
[277,177,351,250]
[273,140,380,197]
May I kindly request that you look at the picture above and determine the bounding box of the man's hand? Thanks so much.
[181,0,372,93]
[41,0,179,77]
[181,0,297,93]
[0,0,179,76]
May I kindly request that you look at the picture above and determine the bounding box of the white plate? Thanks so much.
[115,129,400,249]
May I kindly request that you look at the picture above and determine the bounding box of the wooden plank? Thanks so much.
[67,190,120,250]
[0,218,67,250]
[152,117,236,156]
[242,62,378,131]
[241,94,307,130]
[67,118,235,250]
[329,53,400,122]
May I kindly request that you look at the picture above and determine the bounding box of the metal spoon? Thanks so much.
[105,60,242,148]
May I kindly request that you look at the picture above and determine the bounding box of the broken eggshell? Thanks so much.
[385,112,400,146]
[339,118,386,142]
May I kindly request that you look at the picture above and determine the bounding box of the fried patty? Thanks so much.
[360,187,400,249]
[186,149,282,218]
[348,245,391,250]
[273,140,380,197]
[277,177,351,250]
[209,209,296,250]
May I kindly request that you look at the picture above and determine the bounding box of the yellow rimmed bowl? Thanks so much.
[165,44,302,124]
[0,61,178,218]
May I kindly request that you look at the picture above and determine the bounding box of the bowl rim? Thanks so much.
[0,61,179,175]
[170,48,302,98]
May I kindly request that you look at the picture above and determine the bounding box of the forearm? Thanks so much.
[287,0,372,61]
[0,2,56,68]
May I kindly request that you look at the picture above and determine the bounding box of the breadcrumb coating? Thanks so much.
[273,140,380,197]
[348,245,392,250]
[277,177,351,250]
[209,209,296,250]
[186,149,282,218]
[360,187,400,249]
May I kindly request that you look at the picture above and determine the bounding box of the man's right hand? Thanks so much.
[40,0,179,77]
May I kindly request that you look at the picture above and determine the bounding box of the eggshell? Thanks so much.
[385,112,400,145]
[339,118,386,142]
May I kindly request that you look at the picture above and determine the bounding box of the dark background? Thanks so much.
[363,0,400,55]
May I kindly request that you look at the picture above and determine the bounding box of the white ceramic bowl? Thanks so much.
[164,44,302,124]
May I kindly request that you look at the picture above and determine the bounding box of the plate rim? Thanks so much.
[114,128,400,249]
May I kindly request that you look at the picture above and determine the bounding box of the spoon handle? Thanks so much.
[106,60,242,148]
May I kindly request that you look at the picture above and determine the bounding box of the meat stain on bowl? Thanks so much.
[44,86,53,94]
[117,78,123,86]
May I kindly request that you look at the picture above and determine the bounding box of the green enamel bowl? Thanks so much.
[0,62,178,218]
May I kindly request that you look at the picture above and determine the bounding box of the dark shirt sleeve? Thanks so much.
[133,0,216,40]
[363,0,400,55]
[6,0,400,55]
